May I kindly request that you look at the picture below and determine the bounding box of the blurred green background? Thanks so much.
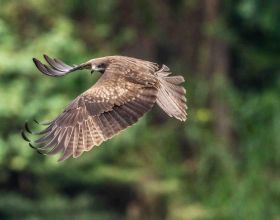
[0,0,279,219]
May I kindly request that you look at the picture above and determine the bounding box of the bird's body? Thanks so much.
[23,55,187,161]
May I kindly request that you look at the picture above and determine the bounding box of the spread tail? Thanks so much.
[155,65,187,121]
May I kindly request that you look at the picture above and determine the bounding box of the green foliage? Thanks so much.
[0,0,279,219]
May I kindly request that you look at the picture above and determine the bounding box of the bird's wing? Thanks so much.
[24,72,158,161]
[33,55,91,77]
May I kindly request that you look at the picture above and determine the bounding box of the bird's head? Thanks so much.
[89,57,110,74]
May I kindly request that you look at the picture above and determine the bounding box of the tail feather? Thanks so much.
[164,75,185,84]
[155,65,187,121]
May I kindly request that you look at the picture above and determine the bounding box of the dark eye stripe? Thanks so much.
[97,63,106,69]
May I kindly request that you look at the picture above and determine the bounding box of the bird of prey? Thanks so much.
[22,55,187,161]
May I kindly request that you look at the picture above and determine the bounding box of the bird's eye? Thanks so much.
[97,63,106,69]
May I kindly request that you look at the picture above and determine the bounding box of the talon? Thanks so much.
[33,118,40,124]
[36,150,43,155]
[21,130,30,142]
[29,143,36,149]
[24,122,32,134]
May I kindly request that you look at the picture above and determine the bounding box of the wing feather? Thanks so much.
[33,55,90,77]
[74,124,84,158]
[84,120,94,151]
[26,59,159,161]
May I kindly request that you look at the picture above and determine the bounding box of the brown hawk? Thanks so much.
[22,55,187,161]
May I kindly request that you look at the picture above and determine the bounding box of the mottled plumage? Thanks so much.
[22,55,187,161]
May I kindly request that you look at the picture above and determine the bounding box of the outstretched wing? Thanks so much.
[23,70,159,161]
[33,55,91,77]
